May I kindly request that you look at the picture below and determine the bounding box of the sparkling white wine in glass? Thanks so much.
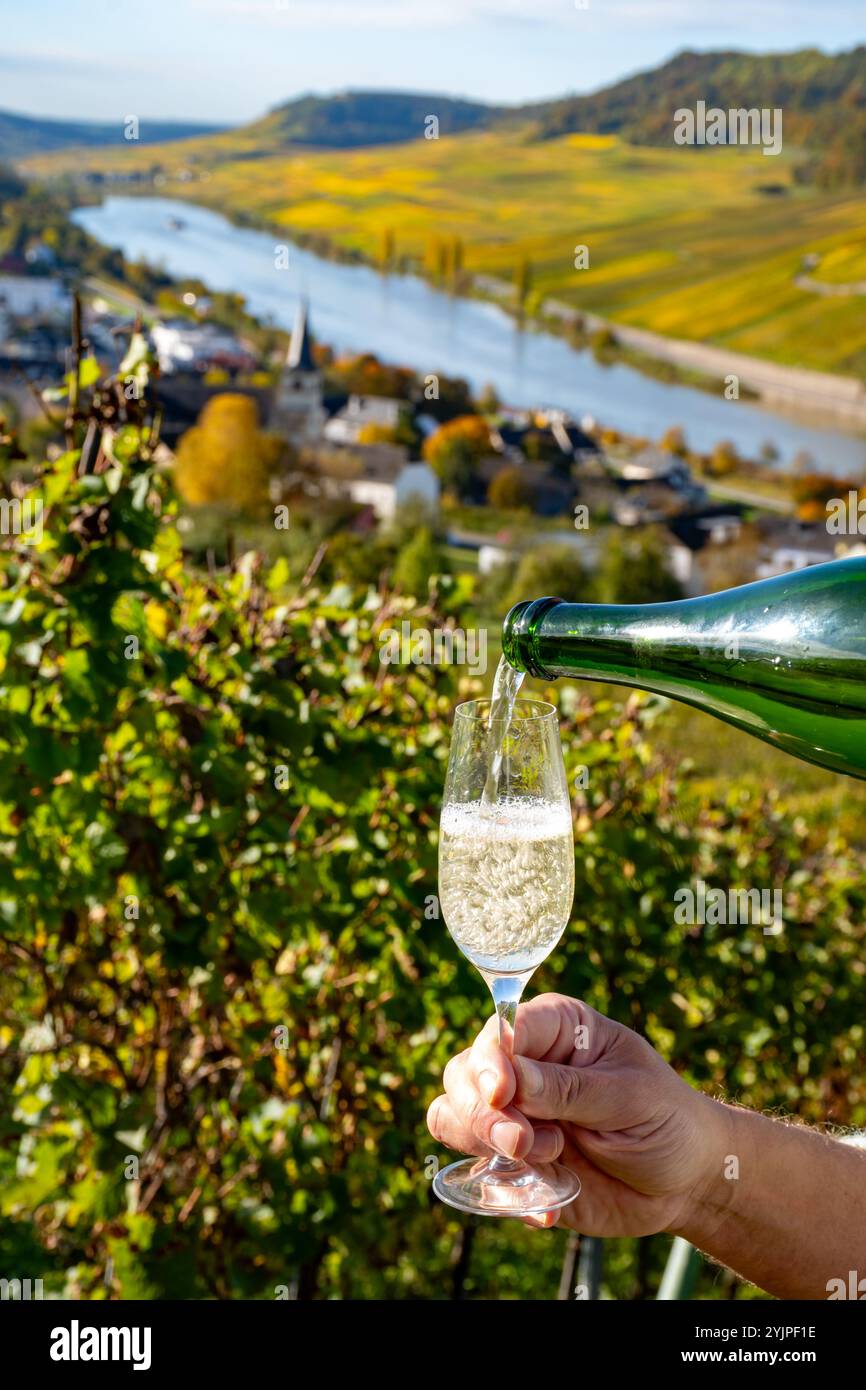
[433,690,581,1218]
[439,799,574,973]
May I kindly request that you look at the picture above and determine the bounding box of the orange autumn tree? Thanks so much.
[422,413,491,490]
[791,472,862,523]
[175,393,284,511]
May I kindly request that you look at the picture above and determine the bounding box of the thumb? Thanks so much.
[513,1053,614,1128]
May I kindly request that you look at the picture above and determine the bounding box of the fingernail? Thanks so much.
[480,1069,499,1104]
[532,1126,561,1159]
[517,1058,543,1097]
[491,1121,523,1158]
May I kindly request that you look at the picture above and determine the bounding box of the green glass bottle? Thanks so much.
[502,556,866,781]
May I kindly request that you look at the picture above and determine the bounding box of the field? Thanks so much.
[27,126,866,377]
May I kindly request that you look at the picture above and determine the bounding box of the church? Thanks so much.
[270,299,326,445]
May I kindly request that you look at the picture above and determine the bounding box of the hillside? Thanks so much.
[29,123,866,379]
[150,48,866,188]
[528,47,866,188]
[242,90,499,150]
[19,47,866,379]
[12,47,866,180]
[0,109,226,160]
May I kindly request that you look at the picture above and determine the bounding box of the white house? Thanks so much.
[0,274,70,321]
[150,320,249,373]
[478,543,511,575]
[756,540,866,579]
[324,394,405,444]
[477,527,603,577]
[339,456,440,521]
[394,461,440,516]
[754,519,856,579]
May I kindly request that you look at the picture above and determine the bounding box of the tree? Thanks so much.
[522,429,561,466]
[504,543,588,609]
[393,526,445,597]
[790,472,855,522]
[450,235,464,282]
[319,530,396,588]
[356,423,400,446]
[795,472,856,511]
[422,414,490,491]
[0,162,25,201]
[477,382,501,416]
[595,529,684,604]
[660,427,688,457]
[515,256,532,308]
[381,226,396,268]
[174,393,283,511]
[426,237,449,279]
[488,466,533,511]
[591,326,617,359]
[357,408,419,452]
[706,440,740,477]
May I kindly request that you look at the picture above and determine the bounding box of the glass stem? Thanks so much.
[483,971,531,1174]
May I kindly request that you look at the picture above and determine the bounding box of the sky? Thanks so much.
[2,0,865,124]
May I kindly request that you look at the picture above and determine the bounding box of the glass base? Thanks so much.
[433,1156,581,1218]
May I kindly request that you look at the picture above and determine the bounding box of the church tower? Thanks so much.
[271,299,325,444]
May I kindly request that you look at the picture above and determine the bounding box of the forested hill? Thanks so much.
[525,47,866,187]
[0,110,226,160]
[242,90,500,149]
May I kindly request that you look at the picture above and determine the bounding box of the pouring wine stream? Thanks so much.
[481,656,525,809]
[481,657,528,1174]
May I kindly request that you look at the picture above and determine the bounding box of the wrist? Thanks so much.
[667,1092,742,1243]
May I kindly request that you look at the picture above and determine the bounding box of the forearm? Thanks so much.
[674,1096,866,1299]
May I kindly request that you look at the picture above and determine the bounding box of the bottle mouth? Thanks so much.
[502,596,562,679]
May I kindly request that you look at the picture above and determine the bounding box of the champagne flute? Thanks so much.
[433,695,581,1217]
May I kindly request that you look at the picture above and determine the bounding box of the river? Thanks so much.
[73,195,866,474]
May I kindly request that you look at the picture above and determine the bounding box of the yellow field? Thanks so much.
[27,125,866,376]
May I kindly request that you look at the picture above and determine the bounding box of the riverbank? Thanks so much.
[475,276,866,429]
[30,123,866,385]
[71,195,866,474]
[69,180,866,431]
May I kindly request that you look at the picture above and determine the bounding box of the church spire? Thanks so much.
[271,296,325,443]
[287,298,315,371]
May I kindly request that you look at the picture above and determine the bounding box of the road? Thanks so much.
[702,479,794,514]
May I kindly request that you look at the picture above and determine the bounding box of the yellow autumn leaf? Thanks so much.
[145,601,170,640]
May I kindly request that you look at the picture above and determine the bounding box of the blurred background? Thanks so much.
[1,0,866,1300]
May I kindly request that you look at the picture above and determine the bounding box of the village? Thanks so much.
[2,249,865,602]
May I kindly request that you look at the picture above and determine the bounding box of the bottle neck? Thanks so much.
[503,596,687,682]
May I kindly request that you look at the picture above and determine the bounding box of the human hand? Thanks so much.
[427,993,727,1233]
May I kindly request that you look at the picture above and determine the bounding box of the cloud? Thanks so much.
[189,0,575,29]
[611,0,862,28]
[3,48,122,76]
[188,0,865,34]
